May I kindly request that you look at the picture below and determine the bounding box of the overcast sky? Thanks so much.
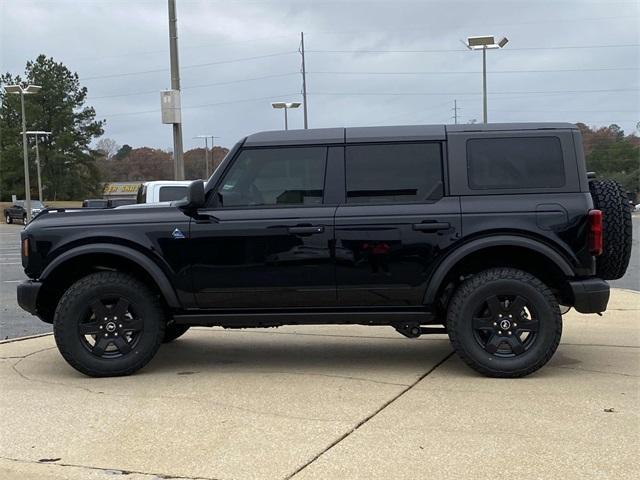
[1,0,639,151]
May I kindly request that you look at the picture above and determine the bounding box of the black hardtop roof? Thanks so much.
[243,122,577,147]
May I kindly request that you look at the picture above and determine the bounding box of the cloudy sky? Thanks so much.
[1,0,638,151]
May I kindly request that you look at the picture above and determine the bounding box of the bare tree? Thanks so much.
[96,138,120,160]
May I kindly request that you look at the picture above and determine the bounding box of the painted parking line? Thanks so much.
[2,280,22,283]
[0,262,21,265]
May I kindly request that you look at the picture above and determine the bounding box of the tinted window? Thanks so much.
[218,147,327,207]
[345,143,443,204]
[467,137,565,189]
[159,186,187,202]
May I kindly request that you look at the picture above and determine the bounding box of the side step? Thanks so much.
[173,310,436,328]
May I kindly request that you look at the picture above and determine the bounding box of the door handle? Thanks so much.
[412,222,450,232]
[288,225,325,235]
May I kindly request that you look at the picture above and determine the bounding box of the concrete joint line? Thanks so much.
[284,351,455,480]
[0,456,224,480]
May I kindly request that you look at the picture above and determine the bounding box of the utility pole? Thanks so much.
[168,0,184,180]
[300,32,308,129]
[482,46,488,124]
[452,100,460,124]
[24,131,51,202]
[194,135,218,178]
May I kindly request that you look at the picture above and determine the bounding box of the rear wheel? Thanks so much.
[447,268,562,378]
[589,179,633,280]
[53,271,165,377]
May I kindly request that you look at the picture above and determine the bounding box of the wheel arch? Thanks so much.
[37,244,180,323]
[424,235,575,308]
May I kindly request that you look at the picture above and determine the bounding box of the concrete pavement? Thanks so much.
[1,289,638,480]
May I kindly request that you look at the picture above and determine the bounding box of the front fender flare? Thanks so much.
[40,243,181,308]
[423,235,575,305]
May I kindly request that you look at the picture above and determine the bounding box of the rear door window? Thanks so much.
[467,137,565,189]
[345,143,443,204]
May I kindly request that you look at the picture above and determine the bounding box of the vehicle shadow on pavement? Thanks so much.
[146,333,454,376]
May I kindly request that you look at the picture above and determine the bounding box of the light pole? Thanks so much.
[465,36,508,123]
[271,102,301,130]
[24,131,51,202]
[194,135,219,178]
[4,84,42,222]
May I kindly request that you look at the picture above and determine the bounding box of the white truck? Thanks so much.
[136,181,191,203]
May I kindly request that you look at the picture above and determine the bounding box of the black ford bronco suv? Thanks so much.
[17,123,632,378]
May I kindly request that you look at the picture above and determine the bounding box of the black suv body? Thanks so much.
[17,123,632,378]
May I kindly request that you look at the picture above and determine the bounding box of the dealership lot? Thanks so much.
[0,290,638,480]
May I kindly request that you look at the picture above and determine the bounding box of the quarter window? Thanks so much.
[217,147,327,207]
[467,137,565,189]
[345,143,443,204]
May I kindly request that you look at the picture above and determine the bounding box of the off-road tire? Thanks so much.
[53,271,165,377]
[163,323,190,343]
[447,268,562,378]
[589,179,633,280]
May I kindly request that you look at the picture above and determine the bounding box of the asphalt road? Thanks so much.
[1,217,638,340]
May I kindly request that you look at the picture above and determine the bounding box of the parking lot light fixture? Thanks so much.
[465,36,508,124]
[4,84,43,222]
[272,102,302,130]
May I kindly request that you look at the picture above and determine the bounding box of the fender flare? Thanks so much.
[40,243,181,308]
[423,235,575,305]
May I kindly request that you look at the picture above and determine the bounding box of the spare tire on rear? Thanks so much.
[589,179,633,280]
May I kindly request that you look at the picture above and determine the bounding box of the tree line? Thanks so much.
[1,55,638,202]
[95,142,228,183]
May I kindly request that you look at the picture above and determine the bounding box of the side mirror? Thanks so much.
[175,180,205,211]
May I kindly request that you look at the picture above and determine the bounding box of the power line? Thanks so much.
[309,88,639,97]
[307,43,640,54]
[81,51,298,81]
[308,66,638,75]
[100,93,300,118]
[88,73,299,100]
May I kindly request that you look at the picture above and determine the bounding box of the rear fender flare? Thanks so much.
[423,235,575,305]
[40,243,181,308]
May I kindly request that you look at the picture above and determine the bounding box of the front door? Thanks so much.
[189,145,337,309]
[335,142,461,306]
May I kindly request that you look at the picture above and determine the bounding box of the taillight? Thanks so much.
[22,237,29,257]
[589,209,603,256]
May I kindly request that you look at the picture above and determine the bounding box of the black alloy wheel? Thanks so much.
[78,297,144,358]
[471,294,539,357]
[447,268,562,378]
[54,271,165,377]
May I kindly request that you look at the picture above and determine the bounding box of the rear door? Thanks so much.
[189,145,338,309]
[335,141,461,306]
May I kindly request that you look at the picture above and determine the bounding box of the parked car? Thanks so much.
[4,200,45,224]
[16,123,632,378]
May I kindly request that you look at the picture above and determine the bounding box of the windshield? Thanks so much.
[31,201,44,208]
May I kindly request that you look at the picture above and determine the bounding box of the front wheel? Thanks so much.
[22,216,27,225]
[53,272,166,377]
[447,268,562,378]
[5,214,11,224]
